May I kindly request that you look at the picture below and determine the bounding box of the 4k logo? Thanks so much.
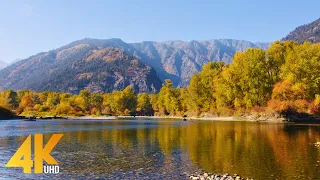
[5,134,63,174]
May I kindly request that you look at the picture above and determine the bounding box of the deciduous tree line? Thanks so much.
[1,41,320,117]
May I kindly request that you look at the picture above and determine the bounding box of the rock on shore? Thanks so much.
[189,172,252,180]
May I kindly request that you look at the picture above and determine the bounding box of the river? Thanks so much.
[0,119,320,179]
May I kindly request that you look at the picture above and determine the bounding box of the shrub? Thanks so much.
[0,106,15,119]
[310,95,320,116]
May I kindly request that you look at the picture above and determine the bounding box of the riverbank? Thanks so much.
[6,113,320,124]
[119,114,320,123]
[68,116,118,120]
[118,115,286,122]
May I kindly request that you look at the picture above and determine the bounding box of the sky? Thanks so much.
[0,0,319,63]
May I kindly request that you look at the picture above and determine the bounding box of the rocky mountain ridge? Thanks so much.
[0,38,270,92]
[0,46,161,93]
[282,18,320,43]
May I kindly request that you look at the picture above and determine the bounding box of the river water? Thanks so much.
[0,119,320,179]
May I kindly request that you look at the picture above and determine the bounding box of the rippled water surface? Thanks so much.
[1,119,320,179]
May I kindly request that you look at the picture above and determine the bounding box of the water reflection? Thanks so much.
[0,120,320,179]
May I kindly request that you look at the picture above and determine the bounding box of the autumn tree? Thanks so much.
[265,41,297,84]
[137,93,153,115]
[216,49,274,109]
[268,42,320,113]
[89,93,103,115]
[179,88,190,113]
[157,79,181,115]
[0,90,18,109]
[18,93,34,113]
[279,42,320,99]
[45,92,60,110]
[102,93,113,115]
[188,62,223,113]
[55,102,76,115]
[310,95,320,116]
[122,86,137,115]
[149,94,159,115]
[268,80,308,112]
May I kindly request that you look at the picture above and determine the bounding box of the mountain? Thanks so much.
[0,46,161,93]
[129,39,269,86]
[0,60,8,70]
[60,38,269,86]
[0,38,269,93]
[282,18,320,43]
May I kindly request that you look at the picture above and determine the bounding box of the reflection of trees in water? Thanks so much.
[282,124,320,136]
[37,123,320,179]
[282,124,312,136]
[2,121,320,179]
[181,122,281,178]
[265,124,320,179]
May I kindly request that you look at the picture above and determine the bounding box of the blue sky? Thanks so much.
[0,0,319,63]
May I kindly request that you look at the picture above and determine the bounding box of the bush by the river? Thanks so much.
[0,106,15,119]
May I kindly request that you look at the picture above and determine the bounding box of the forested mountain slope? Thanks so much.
[0,46,161,93]
[282,18,320,43]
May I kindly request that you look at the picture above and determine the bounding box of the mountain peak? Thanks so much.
[61,38,127,50]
